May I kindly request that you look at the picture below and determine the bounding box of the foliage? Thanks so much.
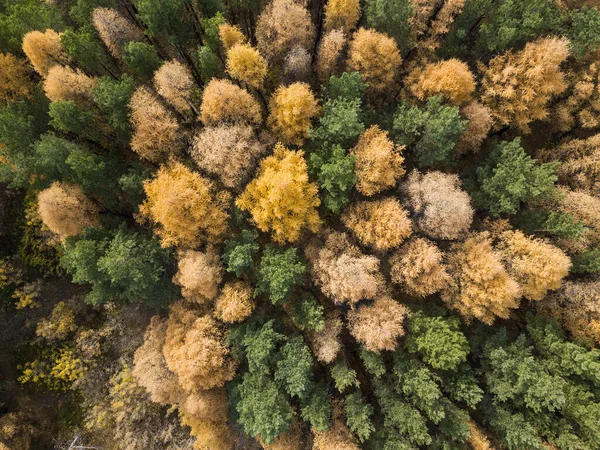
[255,246,306,305]
[222,229,260,276]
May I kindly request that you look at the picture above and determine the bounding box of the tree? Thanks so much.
[22,29,68,76]
[256,246,306,305]
[347,295,409,352]
[172,247,223,303]
[315,29,346,82]
[352,125,405,196]
[275,336,314,399]
[331,362,359,392]
[313,414,360,450]
[37,182,99,241]
[222,229,260,276]
[306,232,382,305]
[310,145,357,214]
[347,28,401,93]
[163,302,236,391]
[390,238,450,297]
[134,0,194,47]
[200,78,262,126]
[290,294,325,332]
[43,65,97,105]
[283,45,312,81]
[405,311,469,371]
[139,162,230,248]
[226,43,268,88]
[192,124,266,189]
[267,82,319,145]
[0,53,34,104]
[565,6,600,58]
[310,311,343,364]
[442,232,520,324]
[407,59,475,106]
[403,170,473,240]
[393,96,467,168]
[497,230,570,301]
[153,60,195,114]
[219,22,245,49]
[60,27,113,76]
[123,41,162,79]
[236,144,320,243]
[129,87,183,162]
[256,0,314,61]
[474,138,559,217]
[342,198,412,250]
[92,74,135,141]
[324,0,360,33]
[309,98,364,149]
[479,37,569,133]
[363,0,411,51]
[92,7,143,58]
[455,101,493,155]
[214,281,254,323]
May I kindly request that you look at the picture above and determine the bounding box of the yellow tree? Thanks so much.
[43,65,97,105]
[92,7,144,58]
[153,60,195,114]
[442,232,521,324]
[236,144,320,243]
[267,82,320,145]
[315,29,346,82]
[22,29,68,77]
[480,37,570,133]
[219,23,246,49]
[200,78,262,126]
[347,28,401,92]
[324,0,360,34]
[226,43,268,89]
[352,126,405,196]
[139,163,230,248]
[214,281,255,323]
[407,58,475,106]
[172,247,223,303]
[0,53,34,103]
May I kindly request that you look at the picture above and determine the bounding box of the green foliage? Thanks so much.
[222,229,259,276]
[290,293,325,332]
[123,41,162,79]
[344,391,375,442]
[439,365,483,409]
[134,0,193,45]
[326,72,366,103]
[571,248,600,274]
[255,246,305,305]
[118,166,150,210]
[236,371,293,444]
[92,75,136,140]
[238,319,285,374]
[565,7,600,57]
[68,0,116,26]
[275,336,314,399]
[197,45,222,81]
[405,312,469,371]
[61,226,174,305]
[363,0,412,51]
[309,145,356,213]
[513,208,588,240]
[359,346,386,379]
[201,12,225,52]
[61,28,112,76]
[473,138,559,217]
[393,96,466,168]
[441,0,493,57]
[331,362,359,392]
[48,101,103,143]
[300,383,332,432]
[310,99,365,148]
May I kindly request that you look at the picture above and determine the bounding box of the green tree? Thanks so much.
[359,346,386,379]
[309,145,356,214]
[393,96,466,168]
[92,75,136,141]
[565,7,600,58]
[363,0,412,52]
[300,383,332,432]
[326,72,366,103]
[123,41,162,79]
[291,293,325,332]
[513,208,588,241]
[473,138,558,217]
[275,336,314,399]
[222,229,259,276]
[255,246,306,305]
[344,391,375,442]
[331,362,359,392]
[48,101,104,143]
[571,248,600,274]
[61,28,113,76]
[134,0,194,47]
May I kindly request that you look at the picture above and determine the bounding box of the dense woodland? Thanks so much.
[3,0,600,449]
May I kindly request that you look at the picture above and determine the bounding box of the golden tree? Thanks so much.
[558,189,600,247]
[315,29,346,82]
[37,182,99,241]
[214,281,254,323]
[267,82,320,145]
[497,230,570,301]
[342,197,412,250]
[324,0,360,33]
[390,238,450,297]
[256,0,315,61]
[455,101,493,155]
[442,232,521,325]
[92,7,144,58]
[43,65,96,105]
[352,126,405,196]
[199,79,262,126]
[191,124,267,189]
[172,247,223,303]
[470,422,495,450]
[347,27,401,92]
[553,62,600,132]
[22,29,68,77]
[132,316,182,406]
[313,413,360,450]
[407,58,475,106]
[347,295,409,352]
[236,144,320,243]
[403,170,473,240]
[283,45,312,81]
[226,43,268,89]
[219,23,246,50]
[139,163,230,248]
[479,37,570,133]
[0,53,34,103]
[309,311,343,364]
[129,86,182,163]
[153,60,195,114]
[306,232,383,306]
[163,302,236,392]
[179,389,233,450]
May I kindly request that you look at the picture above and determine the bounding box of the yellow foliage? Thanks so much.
[553,62,600,132]
[352,125,405,196]
[408,58,475,106]
[470,422,495,450]
[92,7,144,57]
[347,28,401,92]
[313,414,360,450]
[153,59,195,114]
[36,301,77,341]
[324,0,360,33]
[236,144,320,243]
[173,247,223,303]
[259,420,304,450]
[310,311,343,364]
[226,43,268,89]
[267,82,320,145]
[139,163,230,248]
[316,29,346,82]
[22,29,68,77]
[43,65,96,105]
[455,101,493,155]
[219,23,246,50]
[0,53,34,103]
[200,78,262,126]
[214,281,255,323]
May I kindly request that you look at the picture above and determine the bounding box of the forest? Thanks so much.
[2,0,600,449]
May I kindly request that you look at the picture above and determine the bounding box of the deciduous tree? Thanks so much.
[172,247,223,303]
[267,83,319,145]
[0,53,34,104]
[92,7,144,58]
[226,43,268,89]
[22,29,68,76]
[153,60,195,114]
[214,281,254,323]
[407,59,475,106]
[200,78,262,126]
[310,311,343,364]
[219,23,245,49]
[324,0,360,33]
[43,65,96,105]
[315,29,346,82]
[455,101,493,155]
